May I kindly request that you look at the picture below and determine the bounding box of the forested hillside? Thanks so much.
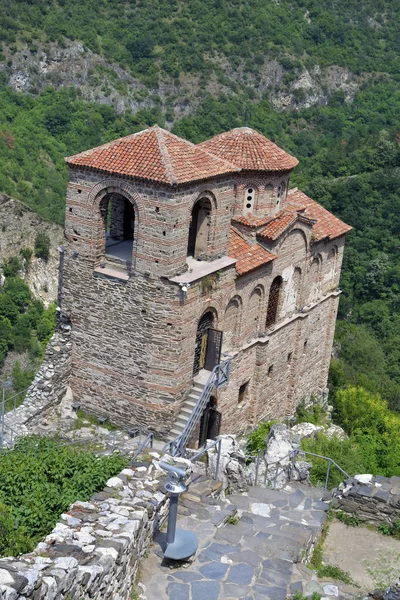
[0,0,399,410]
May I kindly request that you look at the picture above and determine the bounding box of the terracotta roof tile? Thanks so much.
[231,214,274,228]
[287,189,352,241]
[257,210,300,241]
[229,227,276,275]
[66,125,239,185]
[198,127,299,172]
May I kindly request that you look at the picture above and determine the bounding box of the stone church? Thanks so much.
[61,126,351,446]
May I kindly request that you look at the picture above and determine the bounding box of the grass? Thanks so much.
[72,408,117,431]
[308,511,357,586]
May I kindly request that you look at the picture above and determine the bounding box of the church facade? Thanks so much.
[61,126,351,442]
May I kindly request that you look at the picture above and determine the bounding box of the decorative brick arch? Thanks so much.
[187,188,218,257]
[248,285,264,334]
[187,183,219,214]
[279,227,309,254]
[88,178,147,224]
[87,179,146,268]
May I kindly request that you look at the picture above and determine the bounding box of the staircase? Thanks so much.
[167,373,207,441]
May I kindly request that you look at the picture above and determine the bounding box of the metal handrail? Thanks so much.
[131,432,154,462]
[165,357,231,457]
[191,438,222,481]
[292,448,350,490]
[246,447,350,491]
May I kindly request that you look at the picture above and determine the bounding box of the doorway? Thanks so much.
[193,312,223,376]
[198,396,222,446]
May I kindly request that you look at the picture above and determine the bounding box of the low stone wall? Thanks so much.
[331,475,400,525]
[3,327,71,443]
[0,460,171,600]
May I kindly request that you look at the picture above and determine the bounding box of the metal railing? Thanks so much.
[164,357,231,457]
[131,432,154,462]
[291,448,350,490]
[1,387,30,443]
[190,437,222,481]
[246,447,350,491]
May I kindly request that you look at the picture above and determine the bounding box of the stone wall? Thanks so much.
[0,460,171,600]
[331,475,400,526]
[3,327,71,444]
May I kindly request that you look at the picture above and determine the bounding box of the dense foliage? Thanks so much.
[0,255,55,393]
[0,436,127,556]
[1,0,400,85]
[302,386,400,488]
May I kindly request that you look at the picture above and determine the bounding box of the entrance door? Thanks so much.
[204,328,223,371]
[198,398,222,446]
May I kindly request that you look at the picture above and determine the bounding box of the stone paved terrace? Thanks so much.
[139,478,361,600]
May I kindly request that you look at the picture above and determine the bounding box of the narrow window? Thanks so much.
[277,183,285,206]
[266,276,283,328]
[238,381,249,403]
[303,340,308,353]
[244,187,255,215]
[287,352,293,364]
[268,365,274,378]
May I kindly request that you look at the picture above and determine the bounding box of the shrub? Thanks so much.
[295,397,326,425]
[34,232,51,261]
[245,420,276,454]
[0,436,127,556]
[2,256,22,278]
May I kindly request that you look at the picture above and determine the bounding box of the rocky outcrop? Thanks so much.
[0,40,362,118]
[0,195,63,305]
[206,435,248,494]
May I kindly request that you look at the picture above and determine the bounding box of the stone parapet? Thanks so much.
[331,475,400,525]
[0,460,171,600]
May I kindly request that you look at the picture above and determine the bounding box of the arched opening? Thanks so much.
[248,287,263,336]
[224,297,241,349]
[193,310,215,376]
[293,267,302,310]
[266,276,283,328]
[187,198,212,258]
[198,395,221,446]
[100,193,135,262]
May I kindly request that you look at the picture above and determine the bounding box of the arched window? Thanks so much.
[187,198,212,258]
[266,276,283,327]
[100,193,135,262]
[244,186,256,214]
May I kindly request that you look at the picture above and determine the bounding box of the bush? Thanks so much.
[245,420,276,455]
[0,436,127,556]
[295,398,326,425]
[34,232,51,261]
[2,256,22,278]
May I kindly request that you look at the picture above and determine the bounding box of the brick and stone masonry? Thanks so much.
[60,126,351,439]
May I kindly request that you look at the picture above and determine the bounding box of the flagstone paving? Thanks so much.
[139,477,362,600]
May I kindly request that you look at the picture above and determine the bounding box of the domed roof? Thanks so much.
[198,127,299,172]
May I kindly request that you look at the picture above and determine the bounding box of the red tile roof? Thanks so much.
[65,125,239,185]
[287,189,352,241]
[231,214,274,228]
[258,210,299,241]
[229,227,276,275]
[198,127,299,172]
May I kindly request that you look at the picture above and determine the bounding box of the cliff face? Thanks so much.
[0,195,63,306]
[0,40,361,120]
